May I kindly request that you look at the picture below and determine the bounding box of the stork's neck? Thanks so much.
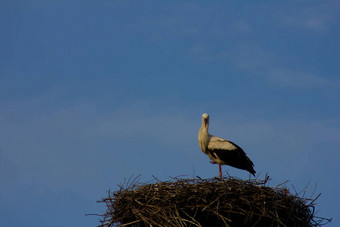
[199,122,209,142]
[198,123,210,154]
[200,123,209,134]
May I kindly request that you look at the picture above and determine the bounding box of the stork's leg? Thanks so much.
[219,164,222,179]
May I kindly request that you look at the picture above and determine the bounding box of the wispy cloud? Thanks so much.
[209,112,340,180]
[0,104,198,190]
[88,105,198,148]
[130,2,254,44]
[151,2,338,89]
[228,43,338,88]
[280,2,340,34]
[267,68,332,88]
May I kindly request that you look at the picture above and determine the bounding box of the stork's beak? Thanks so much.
[204,118,207,127]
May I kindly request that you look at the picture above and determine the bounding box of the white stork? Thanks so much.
[198,113,256,179]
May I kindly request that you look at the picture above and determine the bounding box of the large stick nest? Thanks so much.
[97,176,331,227]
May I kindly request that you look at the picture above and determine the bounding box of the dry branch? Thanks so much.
[97,176,331,227]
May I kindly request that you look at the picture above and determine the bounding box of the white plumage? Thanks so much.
[198,113,256,178]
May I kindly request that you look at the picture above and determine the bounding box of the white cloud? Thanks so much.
[85,105,199,148]
[228,43,338,88]
[268,68,332,88]
[0,104,199,190]
[280,2,340,34]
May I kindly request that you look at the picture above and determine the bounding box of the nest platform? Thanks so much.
[98,176,330,227]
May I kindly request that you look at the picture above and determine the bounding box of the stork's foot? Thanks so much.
[210,161,217,164]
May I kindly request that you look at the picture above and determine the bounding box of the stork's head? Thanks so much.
[202,113,209,128]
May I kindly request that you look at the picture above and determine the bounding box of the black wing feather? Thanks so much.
[210,140,256,176]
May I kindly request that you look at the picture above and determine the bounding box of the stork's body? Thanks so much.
[198,113,256,179]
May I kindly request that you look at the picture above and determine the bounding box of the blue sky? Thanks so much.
[1,1,339,226]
